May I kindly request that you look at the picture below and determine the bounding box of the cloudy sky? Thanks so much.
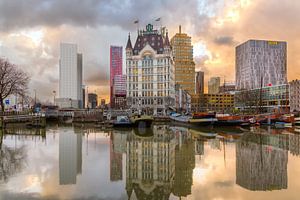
[0,0,300,102]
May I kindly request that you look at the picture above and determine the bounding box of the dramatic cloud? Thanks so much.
[214,36,236,46]
[0,0,299,101]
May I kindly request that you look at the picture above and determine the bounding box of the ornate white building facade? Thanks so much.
[126,24,175,115]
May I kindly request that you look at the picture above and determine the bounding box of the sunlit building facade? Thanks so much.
[170,25,195,96]
[126,24,175,115]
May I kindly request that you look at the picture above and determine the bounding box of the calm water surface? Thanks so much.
[0,124,300,200]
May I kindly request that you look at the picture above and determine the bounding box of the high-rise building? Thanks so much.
[196,71,204,95]
[110,46,123,108]
[57,43,83,108]
[219,82,235,94]
[236,40,287,90]
[82,85,86,109]
[171,26,195,95]
[113,74,127,109]
[208,77,220,94]
[289,79,300,112]
[126,24,175,115]
[88,93,98,109]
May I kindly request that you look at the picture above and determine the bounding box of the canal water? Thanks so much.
[0,125,300,200]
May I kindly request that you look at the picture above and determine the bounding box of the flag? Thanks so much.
[155,17,161,21]
[134,20,139,24]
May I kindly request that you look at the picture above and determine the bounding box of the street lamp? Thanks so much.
[69,98,72,108]
[34,89,37,106]
[53,90,56,106]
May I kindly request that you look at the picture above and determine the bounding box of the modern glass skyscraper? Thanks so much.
[110,46,123,107]
[236,40,287,90]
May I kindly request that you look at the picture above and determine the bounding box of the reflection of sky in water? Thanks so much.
[0,125,300,199]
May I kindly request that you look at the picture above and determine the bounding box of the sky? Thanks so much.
[0,0,300,102]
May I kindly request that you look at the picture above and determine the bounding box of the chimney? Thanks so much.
[179,25,181,34]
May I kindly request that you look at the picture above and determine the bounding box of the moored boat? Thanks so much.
[189,112,217,126]
[130,115,154,128]
[294,117,300,126]
[215,115,248,126]
[113,116,132,127]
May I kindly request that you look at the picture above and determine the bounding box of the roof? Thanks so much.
[126,33,132,49]
[132,24,169,55]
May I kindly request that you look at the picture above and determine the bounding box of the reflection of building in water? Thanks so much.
[112,131,128,154]
[195,139,205,155]
[209,139,221,150]
[236,133,288,191]
[289,134,300,156]
[59,130,82,185]
[110,131,126,181]
[172,126,195,198]
[126,125,176,199]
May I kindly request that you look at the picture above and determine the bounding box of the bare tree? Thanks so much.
[0,58,30,112]
[0,144,27,182]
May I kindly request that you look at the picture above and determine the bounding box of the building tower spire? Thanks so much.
[164,30,170,47]
[126,33,132,50]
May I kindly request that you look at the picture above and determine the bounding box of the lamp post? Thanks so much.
[69,98,72,108]
[34,89,37,106]
[53,90,56,106]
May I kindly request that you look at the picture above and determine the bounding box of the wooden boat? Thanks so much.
[113,116,132,127]
[215,115,248,126]
[189,112,217,126]
[130,115,154,128]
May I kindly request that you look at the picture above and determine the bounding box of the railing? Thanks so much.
[0,110,33,116]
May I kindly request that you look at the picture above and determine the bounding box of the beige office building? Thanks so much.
[171,26,195,96]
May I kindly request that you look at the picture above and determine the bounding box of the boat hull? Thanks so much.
[215,120,246,126]
[113,122,132,128]
[189,118,217,126]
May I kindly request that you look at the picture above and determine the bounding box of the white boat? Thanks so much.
[294,117,300,126]
[170,114,190,123]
